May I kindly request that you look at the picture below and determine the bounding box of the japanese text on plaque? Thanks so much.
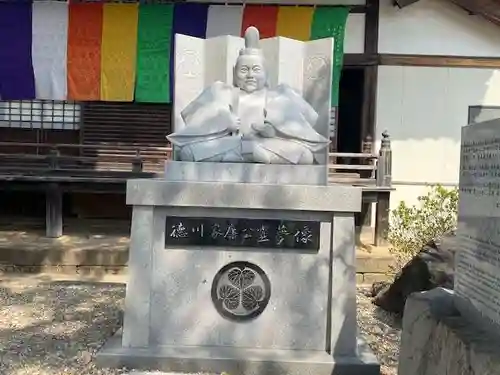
[165,217,320,250]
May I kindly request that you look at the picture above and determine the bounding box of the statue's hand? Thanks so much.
[251,122,265,133]
[241,132,254,141]
[252,122,276,138]
[228,115,241,134]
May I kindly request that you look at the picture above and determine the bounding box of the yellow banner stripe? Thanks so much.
[100,3,139,101]
[276,6,314,41]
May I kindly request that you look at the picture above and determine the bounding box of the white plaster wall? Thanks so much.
[379,0,500,57]
[376,66,500,208]
[345,13,365,54]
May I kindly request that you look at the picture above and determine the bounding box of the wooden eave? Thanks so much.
[396,0,500,26]
[450,0,500,25]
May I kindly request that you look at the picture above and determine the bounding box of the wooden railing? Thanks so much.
[0,132,391,187]
[0,142,171,175]
[329,131,392,187]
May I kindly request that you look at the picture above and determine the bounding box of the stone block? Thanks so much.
[356,253,394,274]
[398,288,500,375]
[98,330,380,375]
[164,161,328,185]
[148,220,330,350]
[126,179,361,213]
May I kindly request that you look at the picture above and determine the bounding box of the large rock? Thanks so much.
[372,231,456,315]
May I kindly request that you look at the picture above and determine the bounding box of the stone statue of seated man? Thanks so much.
[167,26,330,165]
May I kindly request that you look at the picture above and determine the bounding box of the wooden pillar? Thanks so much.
[374,131,392,246]
[376,131,392,187]
[132,150,143,173]
[374,191,390,246]
[46,183,63,238]
[48,147,60,169]
[359,0,379,238]
[356,202,372,245]
[361,136,374,228]
[361,0,379,146]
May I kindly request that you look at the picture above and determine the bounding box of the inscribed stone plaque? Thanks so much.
[455,118,500,327]
[165,216,320,250]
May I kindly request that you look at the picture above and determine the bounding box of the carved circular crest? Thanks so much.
[305,55,328,81]
[176,49,202,78]
[211,261,271,322]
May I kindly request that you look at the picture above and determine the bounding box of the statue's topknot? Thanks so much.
[239,26,262,56]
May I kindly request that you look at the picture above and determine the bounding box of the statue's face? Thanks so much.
[234,55,266,93]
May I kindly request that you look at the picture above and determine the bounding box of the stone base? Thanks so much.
[398,288,500,375]
[164,160,328,185]
[96,330,379,375]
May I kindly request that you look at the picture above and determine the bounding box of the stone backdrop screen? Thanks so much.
[165,216,321,250]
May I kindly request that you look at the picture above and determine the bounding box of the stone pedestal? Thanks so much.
[96,178,379,375]
[164,160,328,185]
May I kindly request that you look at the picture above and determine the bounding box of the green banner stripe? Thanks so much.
[135,4,174,103]
[310,7,349,106]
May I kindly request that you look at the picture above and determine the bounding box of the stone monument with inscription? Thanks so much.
[398,118,500,375]
[96,27,379,375]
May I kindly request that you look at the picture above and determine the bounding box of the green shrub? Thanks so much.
[388,185,458,272]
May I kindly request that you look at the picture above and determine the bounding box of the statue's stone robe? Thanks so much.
[167,81,329,163]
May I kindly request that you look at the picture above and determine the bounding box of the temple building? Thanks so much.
[1,0,499,242]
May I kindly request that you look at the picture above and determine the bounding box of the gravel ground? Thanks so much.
[357,287,401,375]
[0,276,401,375]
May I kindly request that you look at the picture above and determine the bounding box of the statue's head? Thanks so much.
[234,26,267,93]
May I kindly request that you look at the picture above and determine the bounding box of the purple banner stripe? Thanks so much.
[169,3,209,100]
[0,2,35,100]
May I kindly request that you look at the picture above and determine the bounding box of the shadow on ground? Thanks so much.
[0,275,127,375]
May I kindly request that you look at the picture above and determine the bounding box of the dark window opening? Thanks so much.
[337,68,365,156]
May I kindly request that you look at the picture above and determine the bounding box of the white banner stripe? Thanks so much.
[205,5,243,38]
[32,2,69,100]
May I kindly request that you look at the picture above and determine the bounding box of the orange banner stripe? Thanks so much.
[241,5,278,39]
[67,3,103,100]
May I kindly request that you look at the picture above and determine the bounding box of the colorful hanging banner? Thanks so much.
[32,2,69,100]
[310,6,349,106]
[0,2,35,100]
[276,6,314,41]
[101,3,139,102]
[241,5,278,39]
[0,3,349,103]
[206,5,244,38]
[135,4,173,103]
[67,3,103,101]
